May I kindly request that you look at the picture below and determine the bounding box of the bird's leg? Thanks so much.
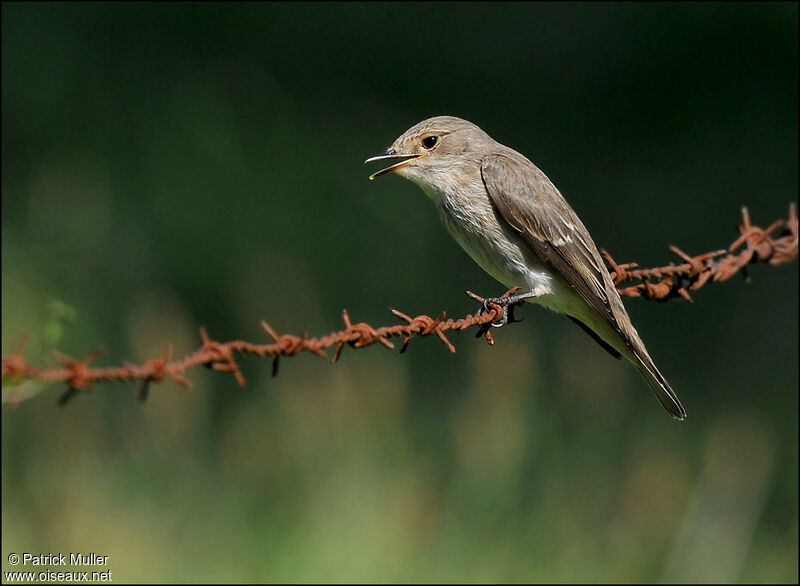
[469,287,541,328]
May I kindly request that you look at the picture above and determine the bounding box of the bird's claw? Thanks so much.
[477,295,524,328]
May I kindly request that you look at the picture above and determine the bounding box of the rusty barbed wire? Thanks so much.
[1,291,513,406]
[605,205,797,301]
[2,205,796,404]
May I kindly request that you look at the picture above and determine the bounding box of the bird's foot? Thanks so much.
[480,297,522,327]
[467,287,528,328]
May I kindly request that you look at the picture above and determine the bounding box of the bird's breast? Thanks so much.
[433,181,555,298]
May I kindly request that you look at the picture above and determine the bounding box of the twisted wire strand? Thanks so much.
[2,205,796,404]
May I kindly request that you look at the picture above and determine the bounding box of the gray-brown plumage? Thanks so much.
[366,116,686,420]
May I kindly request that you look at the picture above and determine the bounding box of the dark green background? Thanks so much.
[2,2,797,582]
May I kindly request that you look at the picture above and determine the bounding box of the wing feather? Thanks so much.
[480,153,619,333]
[480,153,686,420]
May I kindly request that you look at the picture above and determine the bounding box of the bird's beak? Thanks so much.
[364,151,422,180]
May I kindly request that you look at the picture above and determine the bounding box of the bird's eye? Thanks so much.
[422,136,438,149]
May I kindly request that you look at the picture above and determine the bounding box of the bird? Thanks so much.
[365,116,686,420]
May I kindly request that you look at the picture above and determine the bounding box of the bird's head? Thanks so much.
[365,116,494,190]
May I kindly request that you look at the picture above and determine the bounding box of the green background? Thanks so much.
[2,2,797,582]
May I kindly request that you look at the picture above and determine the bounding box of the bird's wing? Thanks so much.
[480,153,619,332]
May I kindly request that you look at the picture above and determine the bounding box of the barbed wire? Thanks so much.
[2,205,796,404]
[606,205,797,301]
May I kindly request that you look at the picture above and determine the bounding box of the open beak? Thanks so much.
[364,151,422,180]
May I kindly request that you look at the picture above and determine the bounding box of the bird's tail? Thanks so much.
[567,304,686,420]
[633,353,686,420]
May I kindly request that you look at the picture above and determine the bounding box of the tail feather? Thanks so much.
[563,305,686,420]
[634,355,686,420]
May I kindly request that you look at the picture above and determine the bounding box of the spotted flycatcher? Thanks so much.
[366,116,686,420]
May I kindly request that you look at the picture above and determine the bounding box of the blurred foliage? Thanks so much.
[2,2,797,583]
